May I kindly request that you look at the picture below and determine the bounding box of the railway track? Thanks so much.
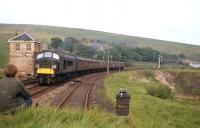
[25,84,39,89]
[22,79,38,85]
[23,74,96,99]
[55,73,104,111]
[84,73,104,112]
[25,82,56,98]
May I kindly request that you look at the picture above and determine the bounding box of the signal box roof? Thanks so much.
[8,32,40,43]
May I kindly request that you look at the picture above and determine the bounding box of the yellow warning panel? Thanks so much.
[37,68,54,74]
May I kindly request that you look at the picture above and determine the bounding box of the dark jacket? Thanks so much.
[0,77,31,113]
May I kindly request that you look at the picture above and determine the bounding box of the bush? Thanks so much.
[143,71,154,79]
[146,84,174,99]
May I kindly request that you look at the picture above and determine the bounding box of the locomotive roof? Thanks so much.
[39,49,76,59]
[39,49,124,63]
[76,56,101,62]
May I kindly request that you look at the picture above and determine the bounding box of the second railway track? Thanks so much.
[54,73,105,110]
[25,83,56,98]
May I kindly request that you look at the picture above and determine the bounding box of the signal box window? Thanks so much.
[16,43,20,51]
[27,44,31,51]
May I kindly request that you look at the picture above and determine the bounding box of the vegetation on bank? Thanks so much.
[105,71,200,128]
[0,70,200,128]
[145,84,174,99]
[0,106,127,128]
[0,32,10,68]
[167,69,200,96]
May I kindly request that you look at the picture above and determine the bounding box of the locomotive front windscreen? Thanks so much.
[37,53,43,59]
[36,52,60,71]
[44,52,52,58]
[36,52,60,60]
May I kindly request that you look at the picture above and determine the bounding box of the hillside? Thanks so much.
[0,23,200,67]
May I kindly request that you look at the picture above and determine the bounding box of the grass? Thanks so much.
[0,69,3,78]
[0,32,10,68]
[105,71,200,128]
[128,62,157,70]
[145,84,174,99]
[0,70,200,128]
[166,69,200,96]
[0,106,128,128]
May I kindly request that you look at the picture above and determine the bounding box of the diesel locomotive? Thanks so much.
[35,50,124,84]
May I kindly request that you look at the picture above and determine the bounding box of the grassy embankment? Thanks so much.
[167,69,200,97]
[0,107,127,128]
[105,70,200,128]
[1,70,200,128]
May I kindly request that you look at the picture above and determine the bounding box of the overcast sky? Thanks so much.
[0,0,200,45]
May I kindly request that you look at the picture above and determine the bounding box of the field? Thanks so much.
[1,23,200,68]
[1,70,200,128]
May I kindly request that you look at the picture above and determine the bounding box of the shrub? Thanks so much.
[146,84,174,99]
[143,71,154,79]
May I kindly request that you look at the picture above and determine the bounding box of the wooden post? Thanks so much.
[107,42,110,76]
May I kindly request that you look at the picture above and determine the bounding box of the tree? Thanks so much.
[64,37,79,53]
[76,44,96,58]
[50,37,63,49]
[178,53,186,59]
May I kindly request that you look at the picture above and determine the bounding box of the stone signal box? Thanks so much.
[8,32,40,77]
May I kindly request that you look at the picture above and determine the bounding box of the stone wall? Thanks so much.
[9,41,39,77]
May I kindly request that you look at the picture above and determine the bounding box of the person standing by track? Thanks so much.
[0,64,32,114]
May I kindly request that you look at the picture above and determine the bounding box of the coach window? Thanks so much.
[27,44,31,51]
[67,61,73,66]
[16,43,20,51]
[63,60,67,69]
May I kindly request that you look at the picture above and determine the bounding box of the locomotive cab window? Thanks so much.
[44,52,52,58]
[37,53,43,59]
[53,53,59,59]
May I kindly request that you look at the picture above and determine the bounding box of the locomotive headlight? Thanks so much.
[52,65,57,69]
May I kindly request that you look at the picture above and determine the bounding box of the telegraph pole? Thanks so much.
[158,55,161,69]
[107,42,110,76]
[119,52,121,73]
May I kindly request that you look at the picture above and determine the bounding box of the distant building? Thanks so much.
[189,62,200,68]
[8,32,40,77]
